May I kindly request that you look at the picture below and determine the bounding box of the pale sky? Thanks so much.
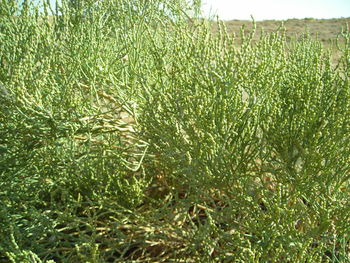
[201,0,350,21]
[24,0,350,20]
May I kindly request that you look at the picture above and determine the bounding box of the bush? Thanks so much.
[0,0,349,262]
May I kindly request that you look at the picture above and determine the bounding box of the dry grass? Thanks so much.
[207,17,350,65]
[215,17,350,42]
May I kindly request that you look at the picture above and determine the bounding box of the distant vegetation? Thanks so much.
[217,17,350,64]
[220,17,350,41]
[0,0,349,262]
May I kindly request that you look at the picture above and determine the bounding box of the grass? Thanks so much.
[218,17,350,42]
[0,0,349,262]
[211,17,350,65]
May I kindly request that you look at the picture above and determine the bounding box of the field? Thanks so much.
[220,17,350,64]
[0,1,349,262]
[221,17,350,40]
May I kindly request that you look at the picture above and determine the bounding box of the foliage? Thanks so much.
[0,0,349,262]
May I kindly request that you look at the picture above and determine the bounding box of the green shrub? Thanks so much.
[0,0,349,262]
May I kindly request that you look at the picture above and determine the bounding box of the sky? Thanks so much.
[22,0,350,21]
[201,0,350,21]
